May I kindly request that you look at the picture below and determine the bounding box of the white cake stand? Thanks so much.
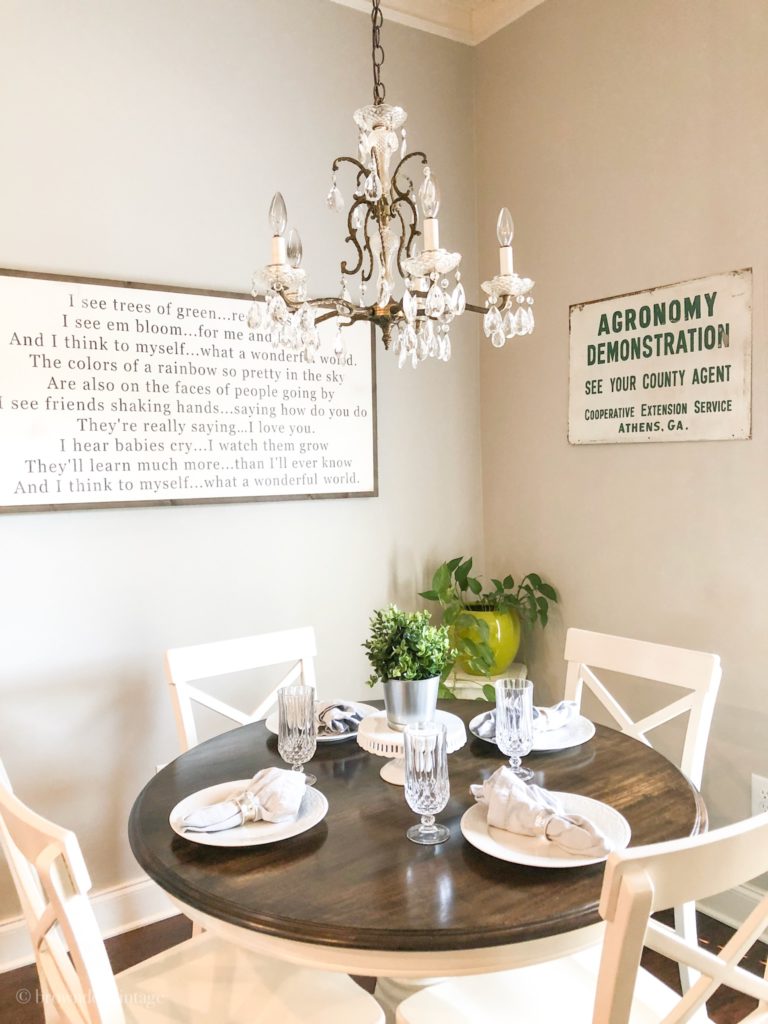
[356,710,468,785]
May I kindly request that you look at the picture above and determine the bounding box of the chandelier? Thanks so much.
[248,0,535,368]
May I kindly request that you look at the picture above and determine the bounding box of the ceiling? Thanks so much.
[327,0,547,46]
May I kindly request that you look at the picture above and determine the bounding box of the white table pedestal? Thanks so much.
[356,710,467,785]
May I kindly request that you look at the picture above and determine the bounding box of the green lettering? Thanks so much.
[684,295,701,320]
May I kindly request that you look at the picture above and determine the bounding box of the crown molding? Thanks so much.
[470,0,548,43]
[327,0,547,46]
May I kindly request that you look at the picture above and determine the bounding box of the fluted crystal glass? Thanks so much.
[494,678,534,781]
[277,684,317,786]
[404,721,450,845]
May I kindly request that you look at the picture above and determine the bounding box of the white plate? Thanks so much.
[460,792,631,868]
[170,780,328,848]
[265,700,377,743]
[469,711,596,752]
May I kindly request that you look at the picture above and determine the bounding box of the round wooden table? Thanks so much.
[129,700,705,985]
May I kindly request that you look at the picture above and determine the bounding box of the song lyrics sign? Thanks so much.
[569,269,752,445]
[0,269,377,512]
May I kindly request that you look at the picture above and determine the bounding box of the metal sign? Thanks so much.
[569,269,752,445]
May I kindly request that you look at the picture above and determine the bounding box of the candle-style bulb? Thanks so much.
[419,171,441,219]
[496,207,514,247]
[286,228,303,269]
[269,192,288,236]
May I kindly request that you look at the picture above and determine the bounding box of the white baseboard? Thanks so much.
[0,875,176,973]
[699,882,768,942]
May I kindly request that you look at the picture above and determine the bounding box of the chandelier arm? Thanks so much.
[391,151,428,198]
[391,203,411,280]
[391,194,419,271]
[332,155,367,181]
[465,303,486,315]
[340,199,368,278]
[361,208,375,284]
[313,309,344,325]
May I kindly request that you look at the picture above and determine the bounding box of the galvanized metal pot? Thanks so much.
[382,676,439,732]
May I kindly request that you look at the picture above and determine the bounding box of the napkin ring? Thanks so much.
[234,791,261,823]
[540,812,558,841]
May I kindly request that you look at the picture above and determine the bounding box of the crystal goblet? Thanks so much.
[403,721,450,845]
[277,684,317,786]
[494,677,534,781]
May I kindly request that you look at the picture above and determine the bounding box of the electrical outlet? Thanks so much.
[751,773,768,816]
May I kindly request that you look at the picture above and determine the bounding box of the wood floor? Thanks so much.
[0,911,764,1022]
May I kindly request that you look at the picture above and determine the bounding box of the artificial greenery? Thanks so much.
[363,605,456,686]
[420,556,558,695]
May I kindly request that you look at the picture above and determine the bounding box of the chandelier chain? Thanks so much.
[371,0,386,105]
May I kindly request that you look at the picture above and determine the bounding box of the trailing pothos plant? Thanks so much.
[420,556,558,699]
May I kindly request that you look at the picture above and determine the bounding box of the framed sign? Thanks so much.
[0,268,377,512]
[569,269,752,445]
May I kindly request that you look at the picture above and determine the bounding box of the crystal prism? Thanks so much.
[247,303,262,330]
[268,292,288,324]
[298,303,314,332]
[425,283,445,318]
[402,288,417,323]
[502,308,516,338]
[326,183,345,212]
[483,304,502,337]
[364,171,382,202]
[491,329,506,348]
[416,324,430,361]
[451,282,466,315]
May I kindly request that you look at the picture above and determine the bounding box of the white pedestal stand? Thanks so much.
[448,661,528,699]
[356,710,467,785]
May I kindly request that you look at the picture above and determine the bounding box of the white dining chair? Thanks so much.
[563,627,721,788]
[165,626,318,753]
[396,811,768,1024]
[563,626,722,993]
[0,759,384,1024]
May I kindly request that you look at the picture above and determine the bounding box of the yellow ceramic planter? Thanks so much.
[455,609,521,676]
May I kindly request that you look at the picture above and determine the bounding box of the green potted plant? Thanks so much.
[363,605,456,731]
[420,556,557,697]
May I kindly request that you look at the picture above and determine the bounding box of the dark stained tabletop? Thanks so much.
[129,700,706,954]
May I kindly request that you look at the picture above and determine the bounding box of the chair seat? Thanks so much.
[395,946,679,1024]
[118,931,383,1024]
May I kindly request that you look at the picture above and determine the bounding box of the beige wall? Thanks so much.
[0,0,483,918]
[2,0,765,929]
[475,0,768,831]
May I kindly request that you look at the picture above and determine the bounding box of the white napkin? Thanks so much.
[470,766,613,857]
[474,700,578,741]
[317,702,363,735]
[182,767,307,833]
